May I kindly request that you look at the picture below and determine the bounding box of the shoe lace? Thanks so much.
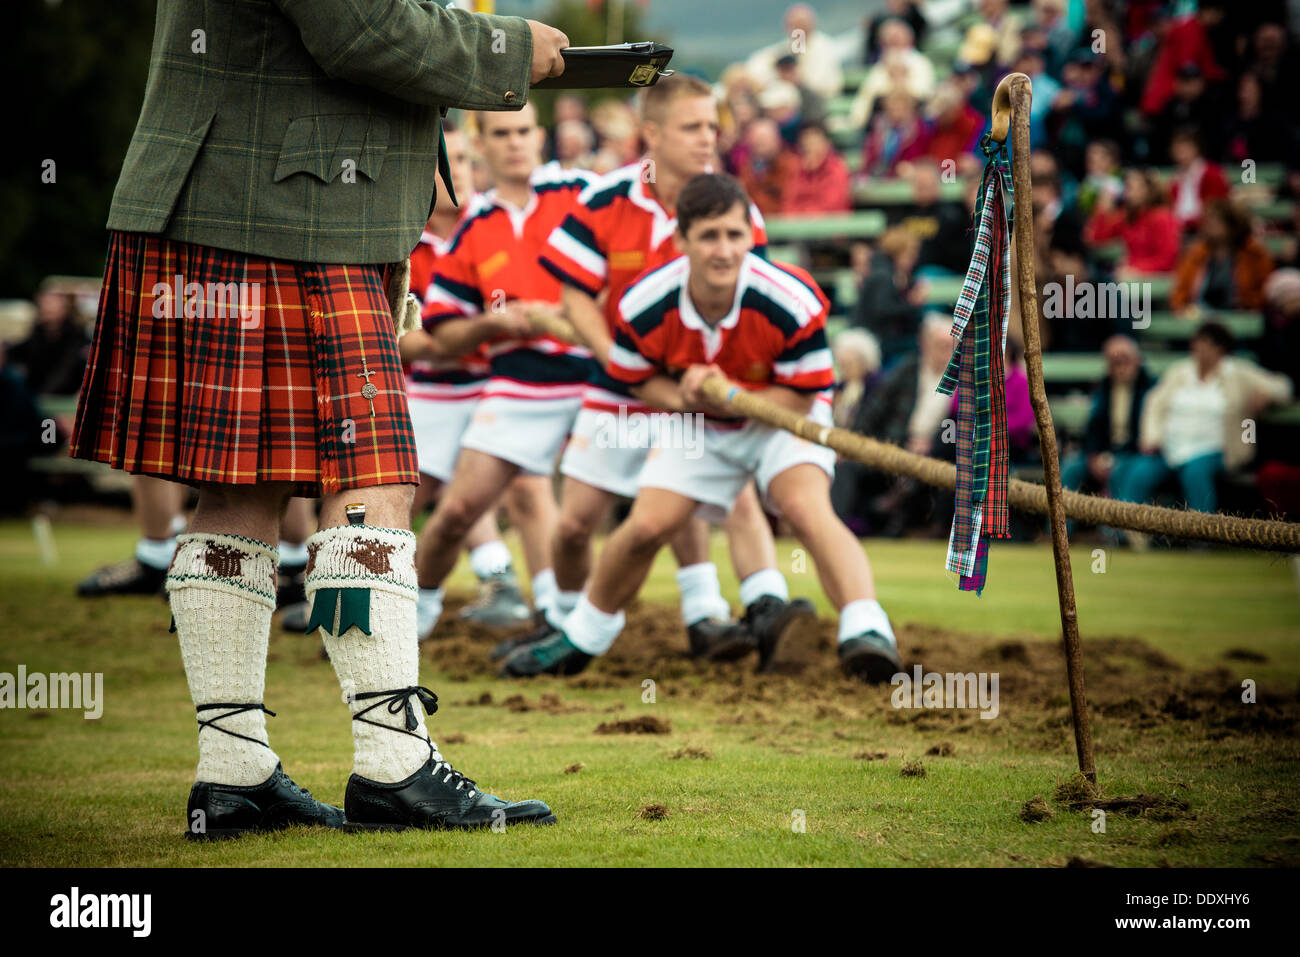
[349,686,478,797]
[195,702,276,750]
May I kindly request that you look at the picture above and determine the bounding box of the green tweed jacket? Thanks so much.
[107,0,534,264]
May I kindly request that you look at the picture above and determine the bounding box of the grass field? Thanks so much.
[1,517,1297,867]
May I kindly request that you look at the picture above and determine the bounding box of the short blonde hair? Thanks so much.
[642,74,714,124]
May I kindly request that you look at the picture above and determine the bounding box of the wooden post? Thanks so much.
[992,73,1096,783]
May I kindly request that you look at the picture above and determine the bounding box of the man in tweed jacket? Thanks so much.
[72,0,570,837]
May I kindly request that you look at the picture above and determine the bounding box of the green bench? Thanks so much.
[852,178,965,206]
[766,211,886,244]
[1139,311,1262,341]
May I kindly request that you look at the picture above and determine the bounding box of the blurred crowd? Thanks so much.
[5,0,1299,545]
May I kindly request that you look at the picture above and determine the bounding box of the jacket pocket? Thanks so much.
[272,114,389,184]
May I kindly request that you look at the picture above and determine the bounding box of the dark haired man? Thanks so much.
[504,174,902,683]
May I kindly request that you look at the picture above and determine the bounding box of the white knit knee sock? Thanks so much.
[306,525,440,783]
[166,533,281,787]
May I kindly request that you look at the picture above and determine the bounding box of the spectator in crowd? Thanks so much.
[1140,0,1227,119]
[746,3,843,102]
[848,18,936,130]
[1224,70,1294,166]
[1035,0,1080,78]
[1009,39,1062,150]
[1172,199,1275,314]
[831,314,956,536]
[1147,61,1227,165]
[775,54,827,127]
[721,92,762,173]
[863,1,927,65]
[553,119,595,171]
[0,339,46,508]
[1123,321,1293,516]
[966,0,1024,70]
[860,90,932,179]
[1061,335,1155,502]
[1031,162,1085,261]
[782,121,851,215]
[758,80,804,145]
[735,117,796,217]
[1250,20,1300,117]
[1260,267,1300,388]
[1167,127,1230,232]
[830,329,883,429]
[1049,48,1118,179]
[1077,139,1124,219]
[1083,168,1181,277]
[851,226,928,364]
[890,161,970,277]
[923,81,983,172]
[589,99,640,173]
[9,285,89,396]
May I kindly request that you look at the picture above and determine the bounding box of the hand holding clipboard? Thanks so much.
[532,42,675,90]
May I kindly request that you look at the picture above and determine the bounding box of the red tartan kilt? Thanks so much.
[71,231,418,497]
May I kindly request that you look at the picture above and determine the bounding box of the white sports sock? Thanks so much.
[307,525,439,783]
[136,536,177,571]
[739,567,789,607]
[468,540,513,580]
[278,539,309,567]
[546,588,581,629]
[531,568,558,616]
[166,534,281,786]
[170,513,188,537]
[563,594,626,656]
[675,562,731,625]
[417,587,444,638]
[838,598,896,645]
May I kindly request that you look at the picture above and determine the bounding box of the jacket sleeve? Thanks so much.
[1138,363,1181,451]
[274,0,533,110]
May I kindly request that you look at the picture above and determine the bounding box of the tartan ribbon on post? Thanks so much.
[936,133,1014,594]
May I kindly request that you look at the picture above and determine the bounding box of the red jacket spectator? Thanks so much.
[1084,207,1182,274]
[1140,12,1227,116]
[783,123,851,215]
[926,100,982,165]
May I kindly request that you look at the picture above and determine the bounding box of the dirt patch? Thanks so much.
[563,763,584,774]
[500,692,584,714]
[855,750,889,760]
[421,591,1300,739]
[1065,856,1111,867]
[669,747,713,759]
[900,759,926,778]
[926,741,956,756]
[595,715,671,735]
[1224,648,1269,663]
[1020,796,1054,822]
[441,732,466,744]
[639,803,669,820]
[1053,773,1101,807]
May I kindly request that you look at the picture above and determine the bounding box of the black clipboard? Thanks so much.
[533,42,675,90]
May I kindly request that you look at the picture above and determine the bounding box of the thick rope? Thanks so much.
[527,310,1300,552]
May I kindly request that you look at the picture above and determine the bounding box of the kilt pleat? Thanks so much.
[71,232,418,497]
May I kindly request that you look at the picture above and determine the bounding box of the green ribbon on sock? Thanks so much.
[305,587,372,636]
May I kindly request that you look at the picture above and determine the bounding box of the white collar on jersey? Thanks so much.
[677,255,753,361]
[627,159,679,250]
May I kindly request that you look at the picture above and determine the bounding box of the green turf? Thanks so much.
[1,519,1297,867]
